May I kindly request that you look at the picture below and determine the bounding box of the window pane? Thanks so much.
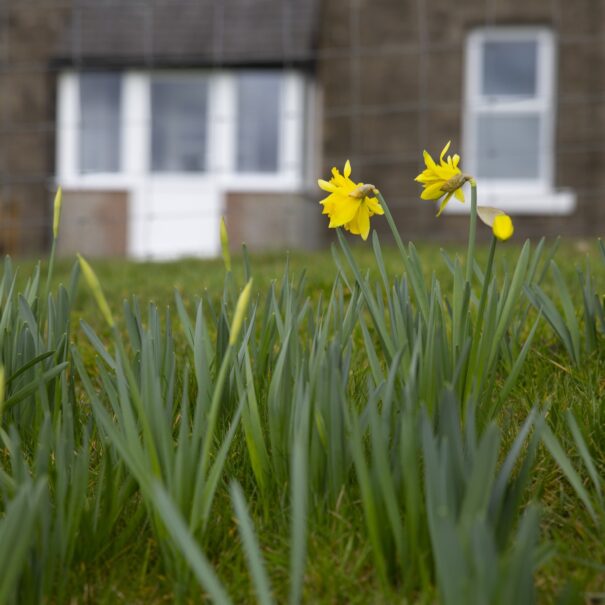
[80,73,121,173]
[237,72,281,172]
[482,40,537,97]
[151,77,208,172]
[476,113,541,179]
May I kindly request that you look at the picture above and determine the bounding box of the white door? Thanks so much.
[145,178,220,259]
[132,73,221,259]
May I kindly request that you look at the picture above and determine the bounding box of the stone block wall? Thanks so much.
[318,0,605,244]
[0,2,70,255]
[3,0,605,254]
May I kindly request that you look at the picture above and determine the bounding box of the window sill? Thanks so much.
[445,187,576,215]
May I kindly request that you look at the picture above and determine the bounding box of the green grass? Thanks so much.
[2,237,605,604]
[25,239,605,326]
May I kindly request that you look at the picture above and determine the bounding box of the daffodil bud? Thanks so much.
[77,254,115,328]
[229,279,253,346]
[477,206,514,241]
[493,214,514,241]
[220,217,232,273]
[53,187,63,240]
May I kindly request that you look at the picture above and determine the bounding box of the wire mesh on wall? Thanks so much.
[0,0,602,255]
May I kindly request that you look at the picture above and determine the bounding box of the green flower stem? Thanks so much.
[375,191,429,320]
[44,237,57,300]
[476,235,497,329]
[465,180,478,284]
[464,234,497,405]
[375,191,407,261]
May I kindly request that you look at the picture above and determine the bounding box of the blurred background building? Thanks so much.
[0,0,602,258]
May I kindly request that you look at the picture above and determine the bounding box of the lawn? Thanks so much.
[2,233,605,604]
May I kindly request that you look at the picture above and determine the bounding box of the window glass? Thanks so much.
[482,40,537,97]
[80,73,121,173]
[476,113,540,179]
[151,77,208,172]
[236,72,281,172]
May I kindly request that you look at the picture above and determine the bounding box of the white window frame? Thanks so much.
[56,69,306,191]
[457,26,575,214]
[57,71,134,189]
[57,69,308,259]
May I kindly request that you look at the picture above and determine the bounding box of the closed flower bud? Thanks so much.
[229,279,253,346]
[78,254,115,328]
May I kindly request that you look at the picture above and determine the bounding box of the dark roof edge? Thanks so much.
[50,56,317,72]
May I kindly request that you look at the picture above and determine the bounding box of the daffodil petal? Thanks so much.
[321,192,339,204]
[345,215,360,234]
[454,188,465,203]
[366,197,384,215]
[329,199,360,227]
[436,191,454,217]
[318,179,336,192]
[435,164,456,180]
[331,170,348,187]
[423,150,437,170]
[439,140,451,163]
[415,171,442,184]
[357,207,370,240]
[344,160,351,178]
[421,182,445,200]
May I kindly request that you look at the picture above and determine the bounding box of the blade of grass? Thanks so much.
[230,482,275,605]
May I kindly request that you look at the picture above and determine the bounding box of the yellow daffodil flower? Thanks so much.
[477,206,514,241]
[318,160,384,240]
[415,141,471,216]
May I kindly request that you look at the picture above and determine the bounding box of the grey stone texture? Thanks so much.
[318,0,605,243]
[1,0,604,254]
[0,2,70,254]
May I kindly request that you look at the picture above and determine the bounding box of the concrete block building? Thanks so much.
[0,0,603,257]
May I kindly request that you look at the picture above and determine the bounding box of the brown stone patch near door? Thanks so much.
[56,190,128,257]
[225,191,320,252]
